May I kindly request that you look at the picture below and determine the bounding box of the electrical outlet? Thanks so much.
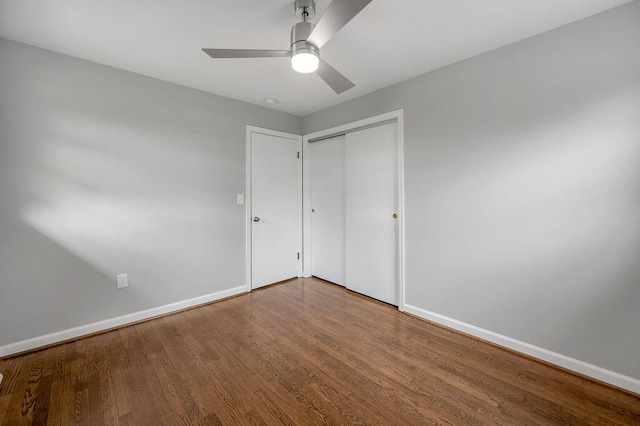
[117,273,128,289]
[237,193,244,204]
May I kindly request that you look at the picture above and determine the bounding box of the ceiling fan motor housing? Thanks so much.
[291,21,314,45]
[291,21,318,57]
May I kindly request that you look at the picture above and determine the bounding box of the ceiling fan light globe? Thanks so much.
[291,52,319,73]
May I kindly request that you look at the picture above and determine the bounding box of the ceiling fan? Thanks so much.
[202,0,372,94]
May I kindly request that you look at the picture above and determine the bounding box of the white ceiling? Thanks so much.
[0,0,633,116]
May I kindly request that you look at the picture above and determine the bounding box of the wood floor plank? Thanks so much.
[1,353,37,426]
[0,356,23,397]
[1,277,639,425]
[0,396,8,425]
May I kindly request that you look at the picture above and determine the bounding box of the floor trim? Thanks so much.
[0,285,248,359]
[403,303,640,395]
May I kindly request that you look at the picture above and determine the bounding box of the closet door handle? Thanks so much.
[253,217,260,222]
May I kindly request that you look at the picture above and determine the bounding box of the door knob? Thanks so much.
[253,217,260,222]
[392,213,398,219]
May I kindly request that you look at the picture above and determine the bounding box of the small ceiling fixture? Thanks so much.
[202,0,372,94]
[264,97,278,105]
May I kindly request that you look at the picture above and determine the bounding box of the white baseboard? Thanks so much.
[403,304,640,395]
[0,285,248,358]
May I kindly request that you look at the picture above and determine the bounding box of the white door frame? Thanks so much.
[246,126,303,291]
[302,110,406,311]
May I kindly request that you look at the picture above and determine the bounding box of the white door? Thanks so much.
[250,131,301,289]
[345,123,398,305]
[310,135,346,285]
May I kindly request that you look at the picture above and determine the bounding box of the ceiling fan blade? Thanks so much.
[316,59,355,94]
[202,49,290,58]
[307,0,372,48]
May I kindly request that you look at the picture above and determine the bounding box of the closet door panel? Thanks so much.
[310,135,346,285]
[345,123,398,305]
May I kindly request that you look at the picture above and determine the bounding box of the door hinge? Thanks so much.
[297,252,300,260]
[297,151,300,159]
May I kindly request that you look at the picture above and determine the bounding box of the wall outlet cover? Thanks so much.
[117,273,128,289]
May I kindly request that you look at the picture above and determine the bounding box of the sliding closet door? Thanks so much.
[310,135,346,285]
[345,123,398,305]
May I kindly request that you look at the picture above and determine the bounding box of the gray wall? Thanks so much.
[303,2,640,380]
[0,38,301,346]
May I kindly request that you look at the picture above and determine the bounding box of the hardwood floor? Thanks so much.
[0,278,638,425]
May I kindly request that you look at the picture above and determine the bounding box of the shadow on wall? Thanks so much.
[0,39,254,346]
[21,107,235,281]
[0,217,143,346]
